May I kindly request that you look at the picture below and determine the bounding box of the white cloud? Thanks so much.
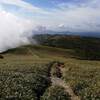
[0,9,35,52]
[0,0,48,14]
[39,0,100,32]
[1,0,100,32]
[0,0,100,52]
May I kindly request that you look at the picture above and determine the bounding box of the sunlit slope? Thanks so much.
[34,34,100,60]
[0,45,74,66]
[0,44,100,99]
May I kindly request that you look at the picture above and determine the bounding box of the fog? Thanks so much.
[0,10,35,52]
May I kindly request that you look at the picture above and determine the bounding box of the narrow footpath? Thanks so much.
[50,62,80,100]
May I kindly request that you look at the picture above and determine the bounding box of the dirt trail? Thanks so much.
[51,62,80,100]
[51,77,80,100]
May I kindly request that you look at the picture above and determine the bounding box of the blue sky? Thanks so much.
[23,0,87,8]
[0,0,100,32]
[0,0,100,52]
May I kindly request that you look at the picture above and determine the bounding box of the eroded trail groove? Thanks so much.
[51,77,80,100]
[50,62,80,100]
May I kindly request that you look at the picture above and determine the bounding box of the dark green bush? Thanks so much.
[0,72,37,100]
[80,86,100,100]
[0,64,52,100]
[73,81,89,95]
[41,86,71,100]
[26,72,51,97]
[73,80,100,100]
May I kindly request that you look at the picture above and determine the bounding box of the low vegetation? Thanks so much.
[41,86,71,100]
[0,63,52,99]
[34,34,100,60]
[63,59,100,100]
[0,35,100,100]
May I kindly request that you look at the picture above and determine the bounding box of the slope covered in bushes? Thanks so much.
[34,34,100,60]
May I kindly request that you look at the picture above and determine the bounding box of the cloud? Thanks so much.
[41,0,100,32]
[0,0,100,52]
[0,8,35,52]
[0,0,48,14]
[1,0,100,33]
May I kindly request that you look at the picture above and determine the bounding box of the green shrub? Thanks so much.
[41,86,71,100]
[73,80,100,100]
[0,72,37,100]
[73,80,89,95]
[26,72,51,96]
[80,86,100,100]
[0,64,52,100]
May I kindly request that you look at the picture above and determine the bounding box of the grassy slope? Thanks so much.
[1,45,73,65]
[0,45,71,73]
[34,34,100,60]
[0,45,100,99]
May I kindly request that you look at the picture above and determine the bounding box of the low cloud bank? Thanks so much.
[0,10,35,53]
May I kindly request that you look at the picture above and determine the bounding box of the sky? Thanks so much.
[0,0,100,52]
[0,0,100,32]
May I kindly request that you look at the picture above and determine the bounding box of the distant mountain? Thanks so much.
[33,30,100,37]
[70,32,100,37]
[33,34,100,60]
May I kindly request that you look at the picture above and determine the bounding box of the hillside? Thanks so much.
[34,34,100,60]
[0,44,100,99]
